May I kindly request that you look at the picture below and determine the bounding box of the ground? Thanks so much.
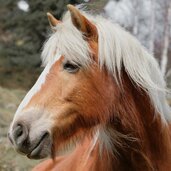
[0,87,40,171]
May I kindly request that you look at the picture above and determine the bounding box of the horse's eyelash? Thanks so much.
[63,61,81,67]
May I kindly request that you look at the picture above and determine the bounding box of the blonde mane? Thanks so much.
[42,10,171,123]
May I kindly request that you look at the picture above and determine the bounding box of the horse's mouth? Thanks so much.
[27,132,52,159]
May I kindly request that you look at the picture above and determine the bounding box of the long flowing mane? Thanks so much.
[42,10,171,123]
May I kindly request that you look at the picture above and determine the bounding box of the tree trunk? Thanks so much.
[161,2,171,76]
[149,0,155,53]
[132,0,139,36]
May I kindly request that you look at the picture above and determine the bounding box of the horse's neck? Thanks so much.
[61,137,113,171]
[103,74,171,171]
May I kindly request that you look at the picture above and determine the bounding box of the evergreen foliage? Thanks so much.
[0,0,83,68]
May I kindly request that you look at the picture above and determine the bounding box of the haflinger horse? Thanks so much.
[8,4,171,171]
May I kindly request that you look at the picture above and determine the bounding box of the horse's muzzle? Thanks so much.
[8,122,52,159]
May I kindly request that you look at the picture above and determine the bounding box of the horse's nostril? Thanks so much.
[13,123,28,146]
[16,125,23,136]
[14,124,22,138]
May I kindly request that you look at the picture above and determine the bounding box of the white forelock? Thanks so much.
[42,12,92,68]
[41,10,170,122]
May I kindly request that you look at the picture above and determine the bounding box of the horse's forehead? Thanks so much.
[15,55,63,115]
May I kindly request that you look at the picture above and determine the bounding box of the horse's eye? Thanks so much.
[63,62,80,73]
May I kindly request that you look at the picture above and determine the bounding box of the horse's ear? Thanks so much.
[47,12,61,29]
[67,4,98,41]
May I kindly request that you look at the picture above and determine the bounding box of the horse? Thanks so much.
[8,4,171,171]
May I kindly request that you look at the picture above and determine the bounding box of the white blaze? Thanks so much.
[11,53,61,125]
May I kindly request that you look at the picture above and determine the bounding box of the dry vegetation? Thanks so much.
[0,87,39,171]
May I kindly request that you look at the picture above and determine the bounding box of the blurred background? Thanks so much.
[0,0,170,170]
